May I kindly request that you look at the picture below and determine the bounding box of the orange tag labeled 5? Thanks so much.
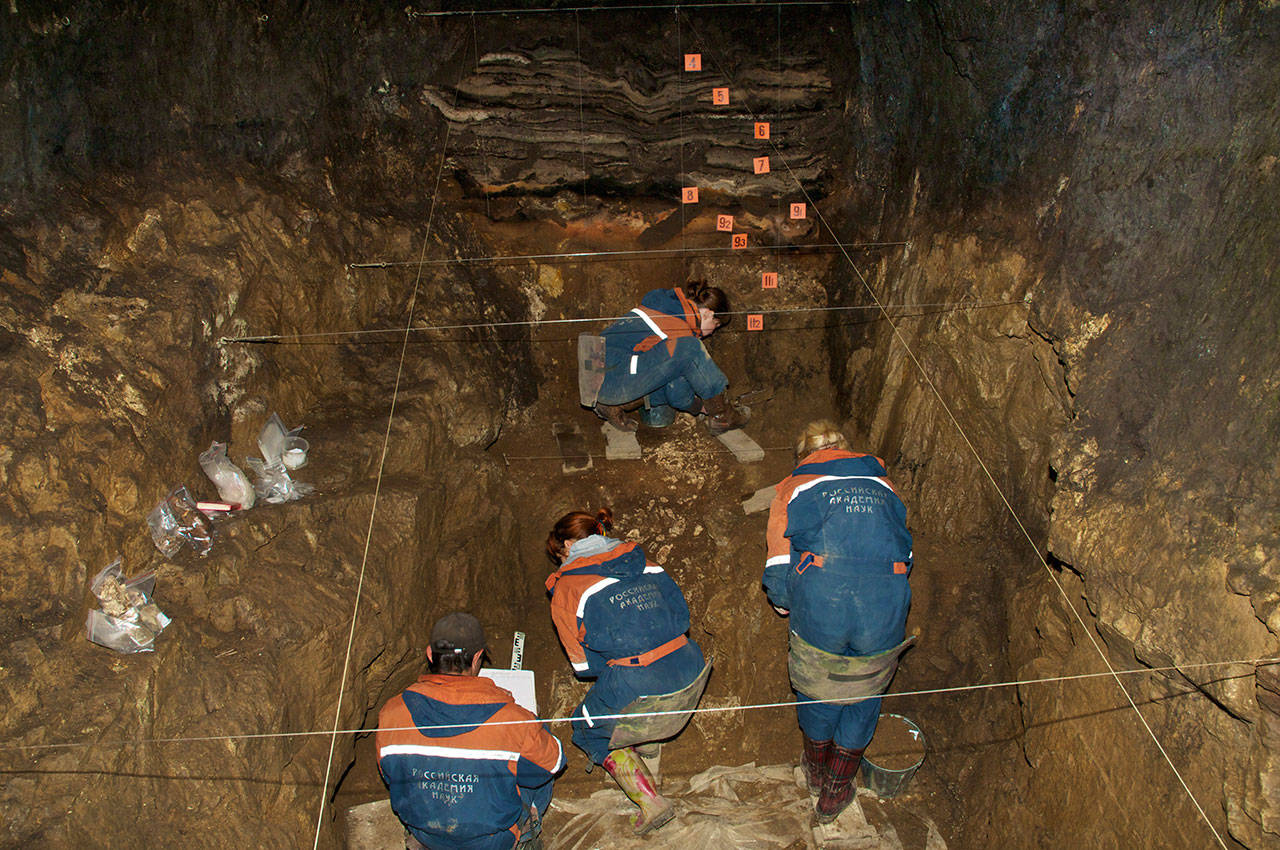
[712,87,729,105]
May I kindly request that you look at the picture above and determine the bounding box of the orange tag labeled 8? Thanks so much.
[684,53,702,71]
[712,87,729,105]
[753,156,770,174]
[790,202,807,219]
[682,187,699,204]
[747,314,764,331]
[761,272,778,289]
[731,233,748,249]
[716,214,734,232]
[754,122,770,140]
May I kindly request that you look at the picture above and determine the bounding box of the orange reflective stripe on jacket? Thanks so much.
[632,288,700,356]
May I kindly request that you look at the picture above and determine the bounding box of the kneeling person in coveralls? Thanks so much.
[544,507,706,834]
[764,421,913,823]
[377,613,565,850]
[593,279,748,435]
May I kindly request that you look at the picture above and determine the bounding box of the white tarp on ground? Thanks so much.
[346,762,946,850]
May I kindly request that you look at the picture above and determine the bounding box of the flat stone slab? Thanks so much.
[553,422,593,474]
[345,798,402,850]
[742,484,777,514]
[601,422,642,460]
[716,428,765,463]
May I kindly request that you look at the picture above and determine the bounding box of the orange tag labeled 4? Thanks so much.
[747,314,764,331]
[716,214,734,232]
[684,53,702,71]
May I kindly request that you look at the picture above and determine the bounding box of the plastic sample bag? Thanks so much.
[147,486,214,558]
[85,559,171,653]
[198,442,255,509]
[245,412,314,503]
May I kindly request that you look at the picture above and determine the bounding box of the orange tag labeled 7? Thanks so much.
[754,122,770,139]
[790,202,807,219]
[761,272,778,289]
[716,214,734,232]
[731,233,748,249]
[682,187,699,204]
[753,156,770,174]
[747,314,764,331]
[712,87,729,105]
[684,53,702,71]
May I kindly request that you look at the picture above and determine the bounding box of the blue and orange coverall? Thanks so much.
[546,535,706,762]
[377,674,565,850]
[764,448,913,750]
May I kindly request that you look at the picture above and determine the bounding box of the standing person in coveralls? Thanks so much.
[592,279,749,435]
[544,507,706,834]
[377,613,565,850]
[763,421,914,824]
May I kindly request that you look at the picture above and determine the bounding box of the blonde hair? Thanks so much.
[795,419,850,459]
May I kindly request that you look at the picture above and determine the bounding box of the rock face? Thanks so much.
[1,1,1278,849]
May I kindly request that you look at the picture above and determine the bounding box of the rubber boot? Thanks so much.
[594,402,638,432]
[701,393,750,435]
[801,735,834,796]
[815,744,863,824]
[603,747,676,834]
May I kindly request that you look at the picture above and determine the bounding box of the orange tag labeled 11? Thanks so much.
[682,187,699,204]
[712,87,730,105]
[684,53,702,71]
[762,272,778,289]
[790,202,807,219]
[753,156,770,174]
[731,233,748,249]
[747,314,764,331]
[716,214,734,232]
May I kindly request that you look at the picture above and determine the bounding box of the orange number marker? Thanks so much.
[790,202,807,219]
[747,314,764,331]
[753,156,770,174]
[682,187,699,204]
[731,233,748,249]
[761,272,778,289]
[716,214,734,232]
[712,87,729,105]
[684,53,702,71]
[754,122,770,139]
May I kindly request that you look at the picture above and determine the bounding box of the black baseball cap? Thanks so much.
[430,612,487,656]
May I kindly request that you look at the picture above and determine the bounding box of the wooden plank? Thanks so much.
[716,428,764,463]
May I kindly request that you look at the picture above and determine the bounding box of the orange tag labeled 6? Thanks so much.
[716,214,734,232]
[761,272,778,289]
[753,156,770,174]
[747,314,764,331]
[712,87,729,105]
[684,53,702,71]
[682,187,699,204]
[754,122,770,140]
[790,202,807,219]
[731,233,748,249]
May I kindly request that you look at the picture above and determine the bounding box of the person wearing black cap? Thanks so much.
[377,612,565,850]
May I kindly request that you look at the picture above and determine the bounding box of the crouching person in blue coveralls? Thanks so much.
[377,613,566,850]
[593,279,748,435]
[763,421,913,824]
[544,507,706,834]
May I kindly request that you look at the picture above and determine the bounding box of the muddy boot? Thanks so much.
[594,402,638,432]
[603,747,676,834]
[801,735,834,796]
[815,744,863,824]
[701,393,750,435]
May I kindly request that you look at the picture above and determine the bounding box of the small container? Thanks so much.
[858,713,925,798]
[281,436,309,470]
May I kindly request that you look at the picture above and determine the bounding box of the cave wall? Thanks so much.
[830,1,1280,846]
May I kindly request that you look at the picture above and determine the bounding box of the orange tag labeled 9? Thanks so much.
[754,122,770,139]
[684,53,702,71]
[761,272,778,289]
[747,314,764,331]
[716,214,734,232]
[731,233,748,249]
[682,187,699,204]
[753,156,770,174]
[790,202,807,219]
[712,87,730,105]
